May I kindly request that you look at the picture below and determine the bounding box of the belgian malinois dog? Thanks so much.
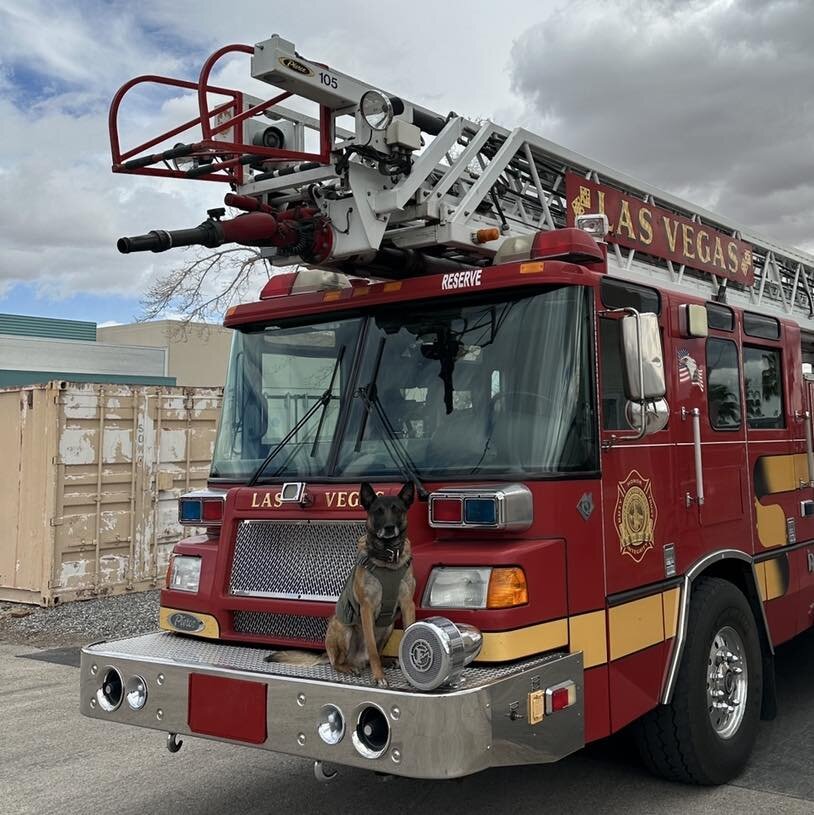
[325,482,416,686]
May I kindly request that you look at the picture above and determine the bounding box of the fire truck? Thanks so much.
[81,35,814,785]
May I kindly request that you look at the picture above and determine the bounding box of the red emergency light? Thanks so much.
[530,228,605,265]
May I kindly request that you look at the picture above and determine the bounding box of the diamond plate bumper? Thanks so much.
[80,632,584,779]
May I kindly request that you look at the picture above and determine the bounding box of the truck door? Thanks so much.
[597,281,675,597]
[744,318,806,645]
[800,378,814,633]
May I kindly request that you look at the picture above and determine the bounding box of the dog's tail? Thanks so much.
[266,649,329,667]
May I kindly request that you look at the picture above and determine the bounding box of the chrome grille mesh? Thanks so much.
[229,520,365,601]
[233,611,329,643]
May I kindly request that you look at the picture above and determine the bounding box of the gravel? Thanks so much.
[0,590,160,648]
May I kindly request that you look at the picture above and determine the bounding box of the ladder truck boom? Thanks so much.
[113,34,814,332]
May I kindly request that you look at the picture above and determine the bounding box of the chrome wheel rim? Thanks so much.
[707,625,748,739]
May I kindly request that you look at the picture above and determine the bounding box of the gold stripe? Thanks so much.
[763,557,788,600]
[323,291,342,301]
[568,610,607,668]
[352,287,370,297]
[755,499,788,549]
[754,562,768,601]
[383,618,568,662]
[608,594,665,661]
[662,587,681,639]
[757,453,809,495]
[520,261,546,274]
[159,607,220,639]
[383,282,402,292]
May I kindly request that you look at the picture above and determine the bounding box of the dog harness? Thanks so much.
[335,550,412,627]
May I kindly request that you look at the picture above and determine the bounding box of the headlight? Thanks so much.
[424,567,491,608]
[360,90,393,131]
[168,556,201,593]
[424,566,528,609]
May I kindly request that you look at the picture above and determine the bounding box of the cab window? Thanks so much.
[743,346,784,428]
[706,338,741,430]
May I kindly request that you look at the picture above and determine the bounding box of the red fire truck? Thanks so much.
[81,35,814,785]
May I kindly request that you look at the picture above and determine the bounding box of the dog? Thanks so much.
[325,481,416,687]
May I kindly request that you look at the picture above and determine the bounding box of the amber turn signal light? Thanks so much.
[486,567,528,608]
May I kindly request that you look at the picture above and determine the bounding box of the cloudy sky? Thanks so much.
[0,0,811,324]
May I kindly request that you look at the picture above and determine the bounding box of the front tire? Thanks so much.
[636,576,763,785]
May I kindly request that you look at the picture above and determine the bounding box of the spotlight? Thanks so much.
[317,704,345,745]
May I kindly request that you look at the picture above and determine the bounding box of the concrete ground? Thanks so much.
[2,631,814,815]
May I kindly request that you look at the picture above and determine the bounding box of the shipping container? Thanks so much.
[0,381,222,605]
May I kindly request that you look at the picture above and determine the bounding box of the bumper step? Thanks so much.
[81,632,584,779]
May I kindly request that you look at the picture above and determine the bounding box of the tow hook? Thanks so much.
[314,761,337,782]
[166,733,184,753]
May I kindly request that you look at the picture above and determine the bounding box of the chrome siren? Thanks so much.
[399,617,483,691]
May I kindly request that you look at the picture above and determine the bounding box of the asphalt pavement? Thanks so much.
[2,631,814,815]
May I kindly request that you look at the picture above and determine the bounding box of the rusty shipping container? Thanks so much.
[0,381,222,605]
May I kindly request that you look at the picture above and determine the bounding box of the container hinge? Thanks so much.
[52,456,64,465]
[49,517,64,527]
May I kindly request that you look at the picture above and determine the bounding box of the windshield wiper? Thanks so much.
[246,345,345,487]
[355,384,429,501]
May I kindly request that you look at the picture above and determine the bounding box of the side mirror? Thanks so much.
[621,312,666,400]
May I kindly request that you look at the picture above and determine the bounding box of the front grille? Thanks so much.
[229,520,365,601]
[232,611,329,643]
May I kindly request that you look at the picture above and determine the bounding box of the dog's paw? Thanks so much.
[374,676,389,688]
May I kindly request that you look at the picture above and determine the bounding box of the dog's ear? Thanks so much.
[359,482,377,510]
[398,481,415,508]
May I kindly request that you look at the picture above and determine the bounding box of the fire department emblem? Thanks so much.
[615,470,657,563]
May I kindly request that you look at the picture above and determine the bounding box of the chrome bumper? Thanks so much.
[80,632,583,779]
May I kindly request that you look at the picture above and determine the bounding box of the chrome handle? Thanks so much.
[691,407,704,506]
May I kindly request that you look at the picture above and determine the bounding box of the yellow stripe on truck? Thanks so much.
[383,618,569,662]
[568,610,607,668]
[608,594,665,662]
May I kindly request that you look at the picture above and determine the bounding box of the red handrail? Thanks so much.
[109,74,238,163]
[196,43,333,165]
[108,43,335,185]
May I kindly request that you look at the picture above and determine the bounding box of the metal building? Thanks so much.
[0,314,173,388]
[97,320,232,387]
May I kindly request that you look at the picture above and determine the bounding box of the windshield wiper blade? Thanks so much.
[354,337,386,453]
[246,346,345,487]
[355,385,429,501]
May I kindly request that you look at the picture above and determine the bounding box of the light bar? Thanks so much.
[428,484,532,531]
[178,488,226,526]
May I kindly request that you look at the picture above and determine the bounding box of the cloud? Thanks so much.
[0,0,810,323]
[509,0,814,251]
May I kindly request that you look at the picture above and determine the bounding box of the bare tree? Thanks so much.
[140,246,274,324]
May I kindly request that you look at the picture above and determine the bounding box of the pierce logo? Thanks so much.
[614,470,657,563]
[409,638,433,673]
[278,56,314,77]
[168,612,204,633]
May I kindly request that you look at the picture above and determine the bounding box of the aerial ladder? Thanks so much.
[112,35,814,335]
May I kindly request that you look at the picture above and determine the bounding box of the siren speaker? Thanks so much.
[399,617,483,691]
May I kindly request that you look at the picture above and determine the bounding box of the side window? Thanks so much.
[743,347,784,428]
[600,318,628,430]
[706,338,741,430]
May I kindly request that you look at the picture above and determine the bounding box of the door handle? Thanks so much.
[682,406,704,507]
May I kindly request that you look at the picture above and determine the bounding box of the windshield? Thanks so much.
[211,286,597,482]
[211,316,362,479]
